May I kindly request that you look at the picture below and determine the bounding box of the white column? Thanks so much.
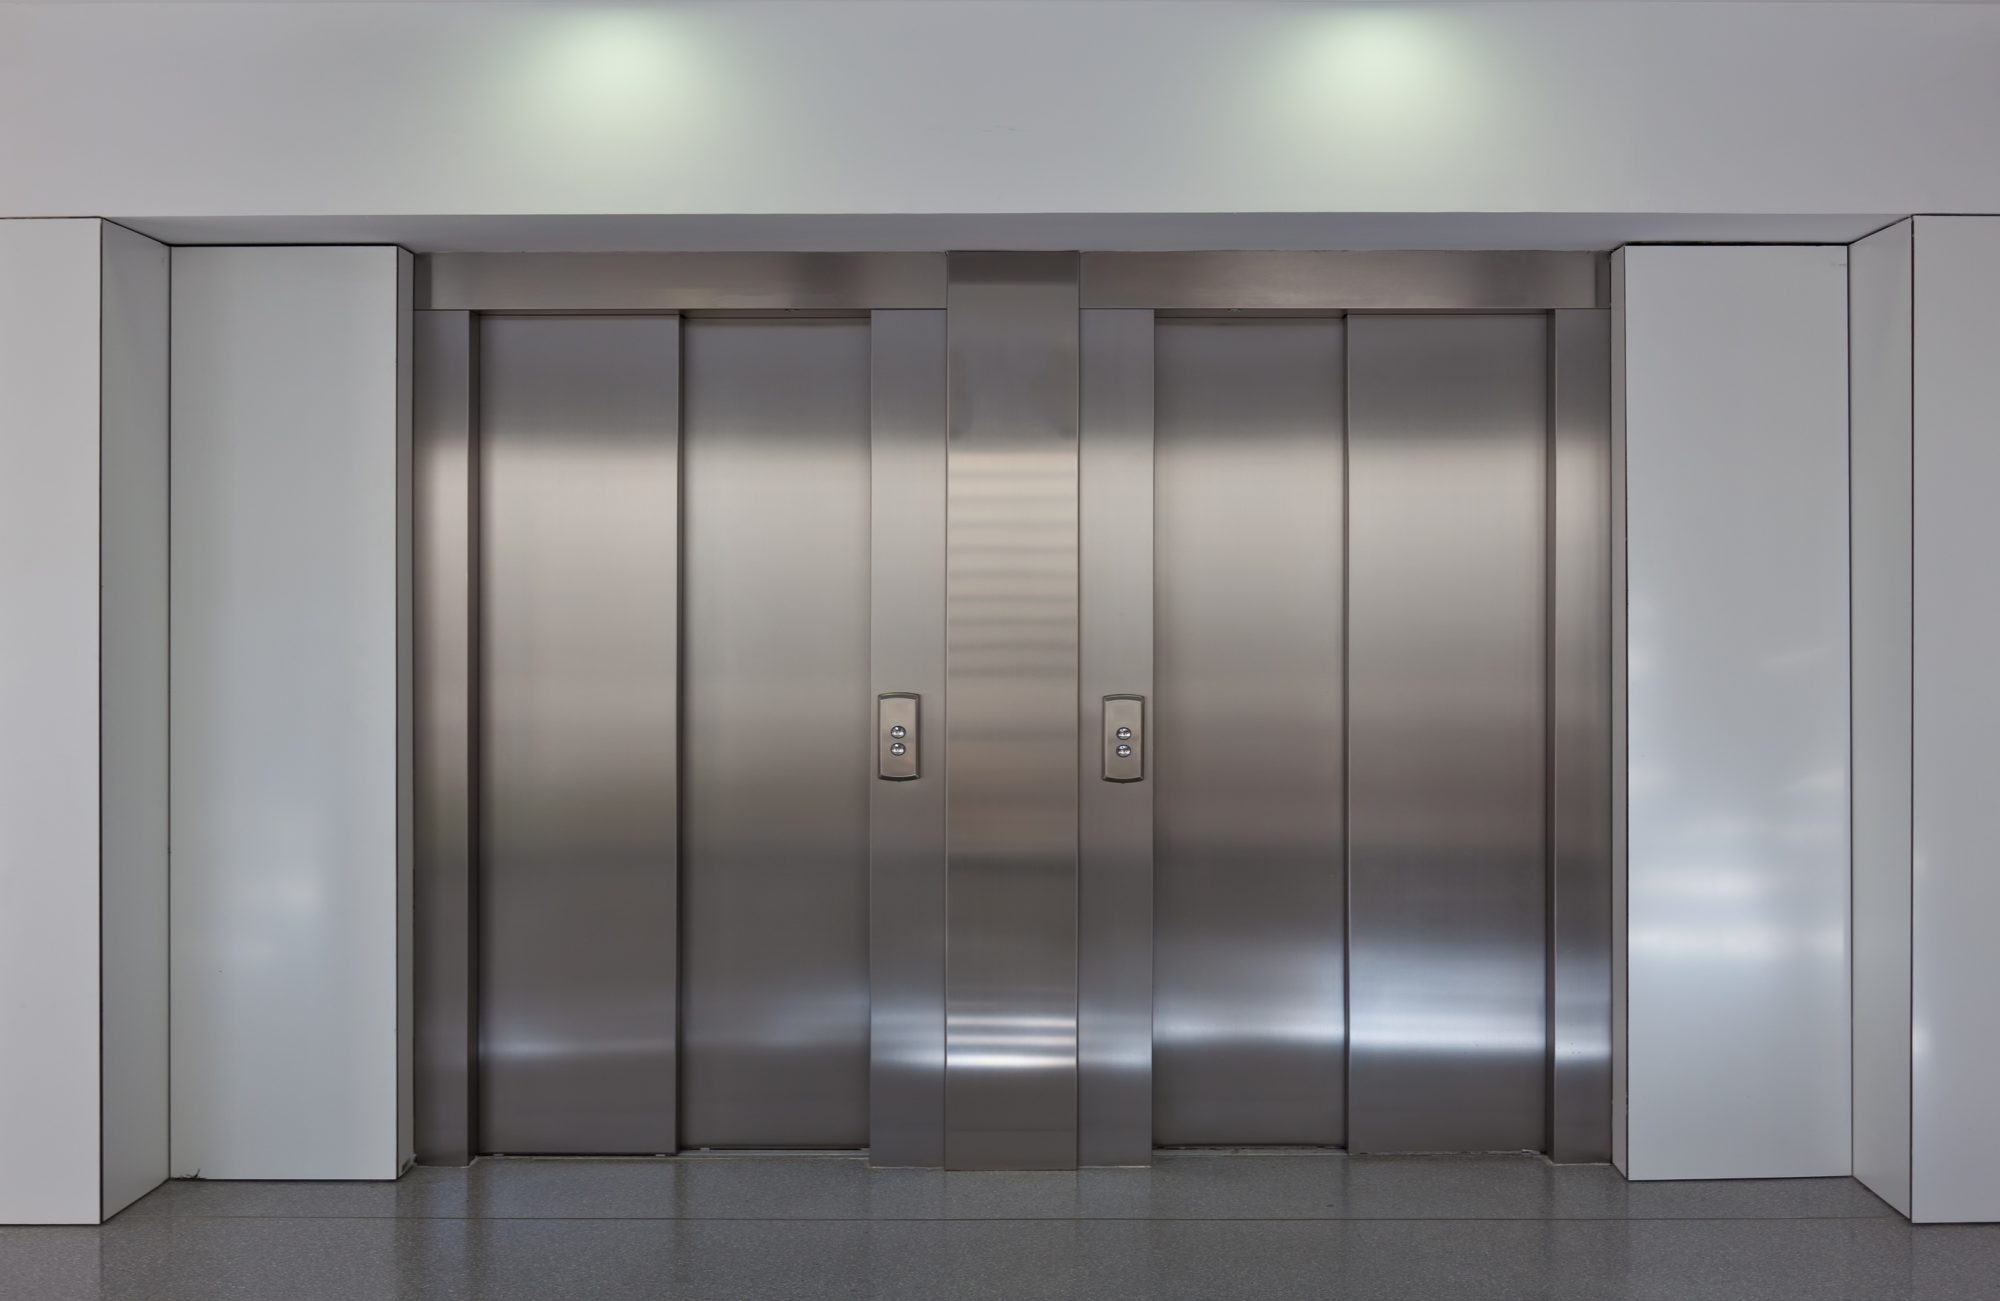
[169,246,413,1180]
[1852,215,2000,1225]
[0,218,170,1224]
[1612,245,1851,1180]
[1850,219,1915,1217]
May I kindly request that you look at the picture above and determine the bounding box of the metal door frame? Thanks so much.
[412,250,1613,1168]
[412,256,946,1165]
[1075,251,1611,1165]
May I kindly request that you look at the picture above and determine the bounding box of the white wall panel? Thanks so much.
[98,223,171,1218]
[1909,215,2000,1224]
[1617,245,1851,1180]
[0,218,168,1224]
[0,219,104,1225]
[1849,219,1915,1218]
[171,246,412,1180]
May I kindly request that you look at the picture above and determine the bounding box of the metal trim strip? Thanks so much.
[418,253,947,312]
[1549,307,1616,1164]
[1082,251,1606,311]
[411,309,477,1166]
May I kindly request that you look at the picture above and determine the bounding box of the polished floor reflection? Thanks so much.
[5,1153,1997,1300]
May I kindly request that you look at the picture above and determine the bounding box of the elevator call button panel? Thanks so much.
[878,693,920,781]
[1102,694,1145,783]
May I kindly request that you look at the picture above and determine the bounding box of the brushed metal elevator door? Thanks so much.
[1152,319,1347,1146]
[1345,314,1549,1153]
[679,319,872,1149]
[478,316,871,1155]
[479,316,681,1154]
[1149,314,1551,1154]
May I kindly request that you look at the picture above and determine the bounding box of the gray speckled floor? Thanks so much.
[4,1153,1996,1300]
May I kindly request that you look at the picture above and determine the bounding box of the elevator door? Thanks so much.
[480,316,682,1154]
[679,319,871,1149]
[1345,314,1549,1153]
[1146,313,1550,1152]
[477,315,871,1155]
[1152,319,1347,1146]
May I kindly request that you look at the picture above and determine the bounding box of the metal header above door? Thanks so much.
[413,250,1608,314]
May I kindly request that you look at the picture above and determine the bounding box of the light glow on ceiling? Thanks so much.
[1273,6,1489,148]
[508,7,710,158]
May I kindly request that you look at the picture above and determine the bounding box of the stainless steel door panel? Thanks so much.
[478,316,681,1155]
[943,253,1081,1170]
[1345,313,1549,1154]
[1153,319,1347,1147]
[679,319,872,1149]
